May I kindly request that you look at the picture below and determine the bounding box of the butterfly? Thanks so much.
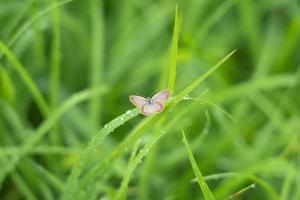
[129,90,170,116]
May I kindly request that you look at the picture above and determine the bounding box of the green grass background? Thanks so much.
[0,0,300,199]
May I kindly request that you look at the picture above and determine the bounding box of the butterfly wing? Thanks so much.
[141,102,163,116]
[152,90,170,104]
[129,95,147,108]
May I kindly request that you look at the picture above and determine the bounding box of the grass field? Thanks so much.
[0,0,300,199]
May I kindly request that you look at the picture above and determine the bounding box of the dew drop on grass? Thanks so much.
[126,110,132,114]
[182,95,191,100]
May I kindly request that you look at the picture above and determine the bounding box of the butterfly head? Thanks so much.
[146,97,154,105]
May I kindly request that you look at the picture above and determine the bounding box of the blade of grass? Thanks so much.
[29,161,64,191]
[182,130,215,200]
[168,4,179,95]
[88,0,105,128]
[12,171,38,200]
[50,0,61,110]
[0,65,15,102]
[195,0,239,45]
[280,164,295,200]
[115,140,141,200]
[62,108,140,199]
[0,146,80,157]
[170,49,236,106]
[49,0,62,145]
[0,40,50,116]
[226,183,256,200]
[201,172,281,200]
[0,0,76,55]
[0,88,106,185]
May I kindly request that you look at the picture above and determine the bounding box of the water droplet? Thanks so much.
[126,110,132,114]
[183,95,191,100]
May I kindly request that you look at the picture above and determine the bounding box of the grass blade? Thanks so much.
[182,130,215,200]
[226,183,256,200]
[3,0,76,51]
[170,49,236,106]
[202,172,281,200]
[88,0,105,127]
[167,4,179,95]
[62,108,140,199]
[0,88,106,185]
[0,40,50,116]
[115,140,141,200]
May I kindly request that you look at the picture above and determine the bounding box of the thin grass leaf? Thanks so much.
[50,0,62,110]
[280,164,295,200]
[29,161,64,191]
[226,183,256,200]
[195,0,239,44]
[88,0,105,127]
[49,0,62,146]
[0,88,106,185]
[2,0,76,51]
[11,172,37,200]
[0,65,15,102]
[115,140,141,200]
[0,40,50,116]
[170,49,236,106]
[182,130,215,200]
[168,4,179,95]
[62,108,140,199]
[0,146,80,157]
[201,172,281,200]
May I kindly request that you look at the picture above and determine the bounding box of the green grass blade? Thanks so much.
[30,161,64,191]
[167,4,179,95]
[12,172,38,200]
[88,0,105,128]
[0,88,105,185]
[202,172,281,200]
[0,40,50,116]
[115,104,195,200]
[170,49,236,106]
[62,108,140,199]
[50,0,62,110]
[0,146,80,157]
[195,0,239,44]
[3,0,76,50]
[226,183,256,200]
[49,0,62,146]
[280,164,295,200]
[0,65,15,102]
[115,140,141,200]
[182,130,215,200]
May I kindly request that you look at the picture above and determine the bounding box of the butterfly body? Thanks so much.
[129,90,170,116]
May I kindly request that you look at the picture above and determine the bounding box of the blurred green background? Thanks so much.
[0,0,300,199]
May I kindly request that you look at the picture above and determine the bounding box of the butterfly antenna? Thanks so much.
[135,92,147,98]
[150,89,161,97]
